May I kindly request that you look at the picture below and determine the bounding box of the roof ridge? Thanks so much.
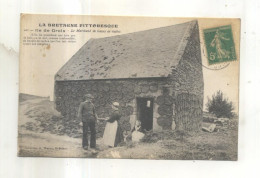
[91,20,195,41]
[55,20,199,81]
[169,21,197,71]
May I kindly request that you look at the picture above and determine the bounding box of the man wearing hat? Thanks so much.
[77,94,98,150]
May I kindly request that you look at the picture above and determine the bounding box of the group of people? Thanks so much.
[77,94,124,150]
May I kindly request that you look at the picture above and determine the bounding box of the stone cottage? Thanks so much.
[54,20,204,133]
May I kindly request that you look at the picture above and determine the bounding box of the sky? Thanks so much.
[19,15,240,112]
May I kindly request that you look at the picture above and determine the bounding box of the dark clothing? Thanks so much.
[106,110,121,123]
[114,124,124,147]
[78,100,97,148]
[78,101,96,122]
[82,120,96,148]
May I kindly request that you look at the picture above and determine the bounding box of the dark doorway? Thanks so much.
[137,98,154,131]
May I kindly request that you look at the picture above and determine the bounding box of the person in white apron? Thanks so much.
[102,102,124,147]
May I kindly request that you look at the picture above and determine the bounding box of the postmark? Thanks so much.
[18,15,240,160]
[203,25,236,65]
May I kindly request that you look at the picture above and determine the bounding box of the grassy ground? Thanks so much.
[18,94,238,160]
[97,126,238,160]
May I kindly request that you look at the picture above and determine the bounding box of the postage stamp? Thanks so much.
[18,15,240,160]
[203,25,236,65]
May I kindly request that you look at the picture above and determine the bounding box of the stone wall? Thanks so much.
[170,22,204,131]
[54,78,177,136]
[54,24,204,134]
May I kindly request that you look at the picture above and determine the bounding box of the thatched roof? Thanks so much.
[55,20,197,81]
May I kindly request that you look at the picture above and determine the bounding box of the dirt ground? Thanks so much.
[18,94,238,160]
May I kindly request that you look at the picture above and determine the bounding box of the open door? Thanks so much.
[137,98,154,131]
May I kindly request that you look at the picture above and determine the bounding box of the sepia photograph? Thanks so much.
[18,15,240,160]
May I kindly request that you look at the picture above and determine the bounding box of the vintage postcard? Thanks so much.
[18,14,240,160]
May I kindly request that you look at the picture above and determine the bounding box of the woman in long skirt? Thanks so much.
[102,102,124,147]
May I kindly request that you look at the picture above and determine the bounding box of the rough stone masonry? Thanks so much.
[54,20,204,136]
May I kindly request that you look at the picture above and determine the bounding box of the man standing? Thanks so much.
[77,94,98,150]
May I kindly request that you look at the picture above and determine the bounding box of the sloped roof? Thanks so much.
[55,20,197,81]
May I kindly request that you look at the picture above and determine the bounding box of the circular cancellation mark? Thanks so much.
[202,62,230,71]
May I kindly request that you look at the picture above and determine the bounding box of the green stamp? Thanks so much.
[203,25,236,65]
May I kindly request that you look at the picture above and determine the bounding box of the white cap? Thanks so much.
[112,102,120,107]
